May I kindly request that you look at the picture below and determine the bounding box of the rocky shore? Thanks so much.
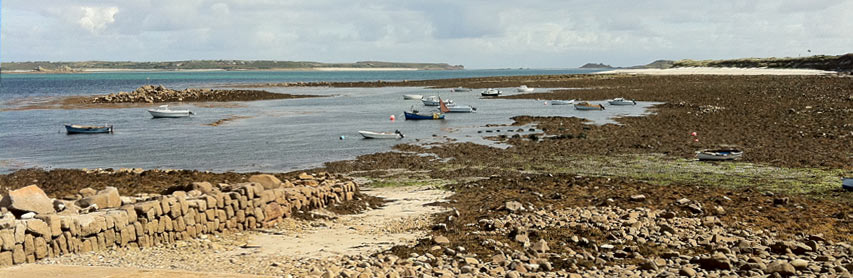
[88,85,316,104]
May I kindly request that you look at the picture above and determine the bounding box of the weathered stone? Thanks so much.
[249,174,283,189]
[693,252,732,270]
[790,258,808,269]
[0,185,56,214]
[191,182,214,195]
[33,236,47,259]
[433,235,450,245]
[765,260,796,277]
[504,201,524,212]
[78,188,96,198]
[0,251,11,266]
[532,239,549,253]
[0,229,14,251]
[77,187,121,209]
[629,194,647,201]
[678,266,697,277]
[24,219,50,237]
[35,215,62,237]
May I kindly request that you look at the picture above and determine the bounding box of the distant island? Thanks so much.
[0,60,464,73]
[584,53,852,72]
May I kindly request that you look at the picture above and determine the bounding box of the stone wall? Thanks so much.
[0,172,358,267]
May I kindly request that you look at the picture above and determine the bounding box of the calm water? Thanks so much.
[0,69,655,173]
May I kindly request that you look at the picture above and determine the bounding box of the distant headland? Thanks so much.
[0,60,464,73]
[582,53,853,72]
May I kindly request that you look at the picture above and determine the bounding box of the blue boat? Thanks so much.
[844,178,853,191]
[65,124,113,134]
[404,110,445,120]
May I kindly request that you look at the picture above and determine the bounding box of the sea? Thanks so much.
[0,69,656,174]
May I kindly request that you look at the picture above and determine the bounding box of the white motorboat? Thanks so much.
[550,100,575,105]
[148,105,193,118]
[452,87,473,92]
[574,102,605,110]
[358,130,404,139]
[697,149,743,161]
[481,88,501,97]
[608,98,637,105]
[445,104,476,113]
[403,94,423,100]
[422,96,453,106]
[517,85,534,93]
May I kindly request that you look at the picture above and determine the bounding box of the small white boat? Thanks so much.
[697,149,743,161]
[550,100,575,105]
[148,105,193,118]
[422,96,453,106]
[452,87,472,92]
[517,85,534,93]
[574,102,605,110]
[445,104,476,113]
[608,98,637,105]
[842,178,852,191]
[358,130,403,139]
[403,94,423,100]
[481,88,501,97]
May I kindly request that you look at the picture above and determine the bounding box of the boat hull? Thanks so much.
[422,96,452,106]
[452,87,472,92]
[481,89,501,97]
[403,94,423,100]
[65,125,112,134]
[550,100,574,105]
[574,103,605,110]
[446,105,475,113]
[843,178,853,191]
[404,111,445,120]
[697,150,743,161]
[358,131,402,139]
[608,99,636,105]
[148,110,192,118]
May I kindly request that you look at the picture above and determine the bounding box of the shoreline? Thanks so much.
[597,66,838,75]
[0,67,431,74]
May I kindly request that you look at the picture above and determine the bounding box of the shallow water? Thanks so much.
[0,86,656,173]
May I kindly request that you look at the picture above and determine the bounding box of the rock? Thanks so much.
[298,172,314,180]
[629,194,646,201]
[433,235,450,245]
[248,174,283,189]
[532,239,549,253]
[638,259,659,271]
[77,187,121,209]
[0,185,56,215]
[692,253,732,270]
[504,201,524,213]
[676,198,691,205]
[790,259,808,269]
[78,188,96,198]
[191,182,214,194]
[678,267,697,277]
[463,257,480,265]
[765,260,796,277]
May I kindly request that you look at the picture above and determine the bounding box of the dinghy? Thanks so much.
[697,149,743,161]
[406,98,450,120]
[148,105,194,118]
[481,88,501,97]
[574,102,605,110]
[422,96,453,106]
[843,178,853,191]
[403,94,423,100]
[608,98,637,105]
[445,104,476,113]
[359,130,404,139]
[517,85,534,93]
[65,124,113,134]
[550,100,575,105]
[452,87,472,92]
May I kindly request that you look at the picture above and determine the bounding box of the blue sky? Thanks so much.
[1,0,851,68]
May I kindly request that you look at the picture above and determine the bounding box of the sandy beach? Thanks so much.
[597,67,837,75]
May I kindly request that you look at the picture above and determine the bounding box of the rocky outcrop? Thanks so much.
[88,85,313,104]
[0,185,56,215]
[0,173,358,267]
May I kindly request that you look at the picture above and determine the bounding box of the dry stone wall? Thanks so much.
[0,172,358,267]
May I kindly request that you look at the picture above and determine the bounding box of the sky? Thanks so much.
[1,0,851,69]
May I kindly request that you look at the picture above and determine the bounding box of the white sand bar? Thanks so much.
[597,67,835,75]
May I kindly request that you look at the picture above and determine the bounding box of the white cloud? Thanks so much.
[1,0,851,68]
[77,6,119,33]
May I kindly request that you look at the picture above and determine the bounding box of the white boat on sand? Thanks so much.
[359,130,404,139]
[608,98,637,105]
[481,88,501,97]
[403,94,423,100]
[422,96,453,106]
[445,104,476,113]
[550,100,575,105]
[452,87,473,92]
[697,149,743,161]
[148,105,193,118]
[517,85,534,93]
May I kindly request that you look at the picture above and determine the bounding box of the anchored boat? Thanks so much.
[65,124,113,134]
[148,105,194,118]
[403,94,423,100]
[574,102,605,110]
[697,149,743,161]
[452,87,473,92]
[481,88,501,97]
[422,96,453,106]
[517,85,534,93]
[358,130,404,139]
[608,98,637,105]
[550,100,575,105]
